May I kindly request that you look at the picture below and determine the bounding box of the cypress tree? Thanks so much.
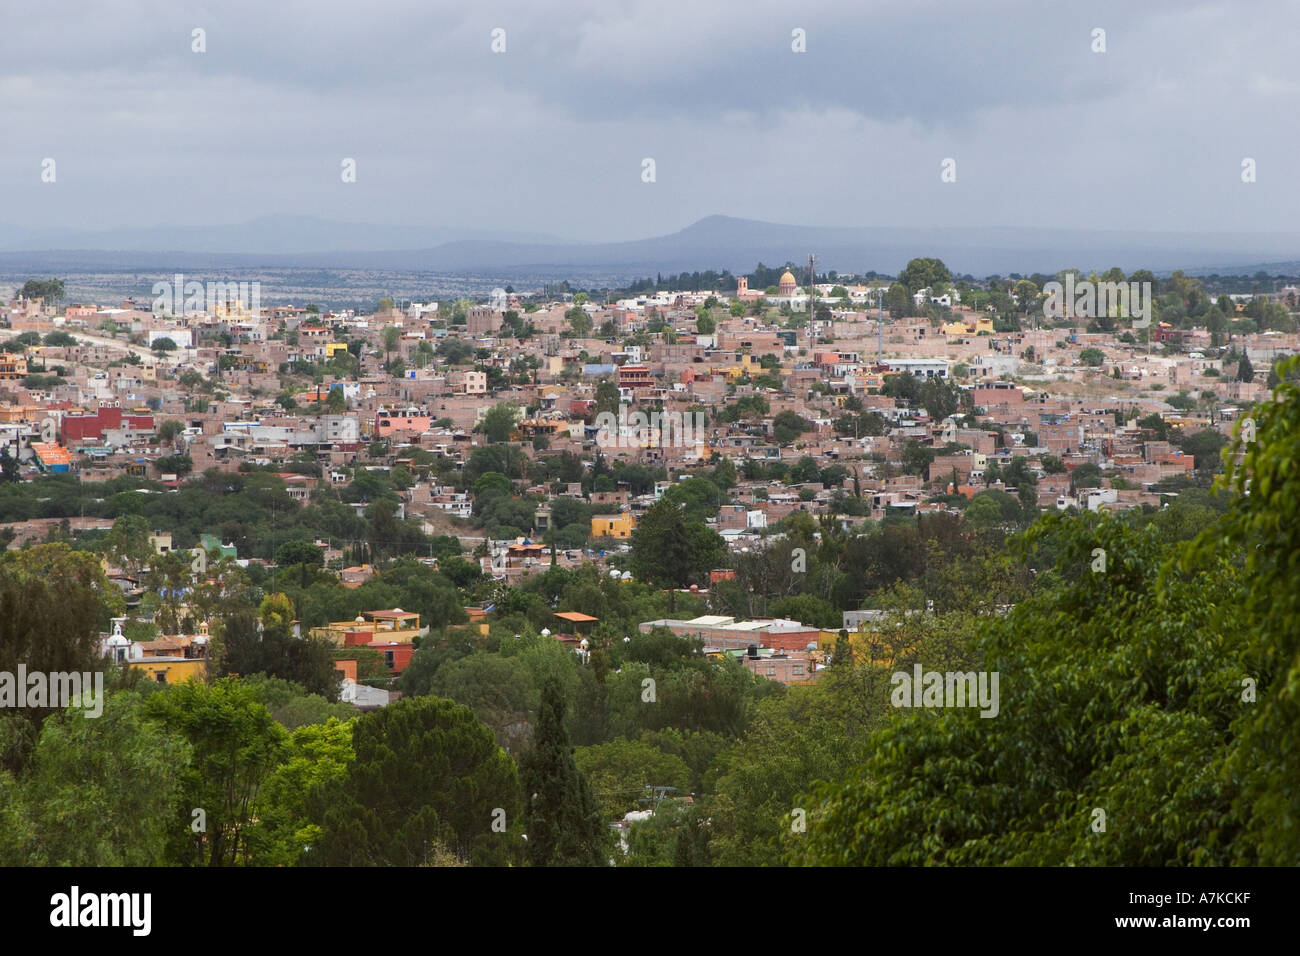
[522,677,606,866]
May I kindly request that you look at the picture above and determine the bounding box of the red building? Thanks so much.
[617,365,653,389]
[61,403,155,442]
[351,638,415,676]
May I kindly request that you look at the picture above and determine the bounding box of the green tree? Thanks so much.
[522,677,607,866]
[476,402,521,443]
[157,419,185,446]
[19,278,65,306]
[1208,355,1300,863]
[898,257,951,294]
[428,651,537,753]
[144,679,289,866]
[215,606,340,701]
[792,510,1256,866]
[1178,429,1228,472]
[101,514,153,573]
[313,695,522,866]
[0,545,115,770]
[566,307,593,338]
[0,447,19,483]
[154,453,193,476]
[1070,462,1102,491]
[246,717,355,866]
[274,540,325,588]
[707,683,867,866]
[0,691,192,866]
[594,379,621,416]
[1079,347,1105,367]
[382,325,401,369]
[629,499,721,610]
[43,330,76,347]
[574,737,692,820]
[962,492,1007,528]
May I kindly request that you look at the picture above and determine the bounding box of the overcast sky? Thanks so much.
[3,0,1297,242]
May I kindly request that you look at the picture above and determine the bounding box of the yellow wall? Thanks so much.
[130,658,206,684]
[591,514,636,539]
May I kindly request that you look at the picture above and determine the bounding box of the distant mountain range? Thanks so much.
[1,214,1298,279]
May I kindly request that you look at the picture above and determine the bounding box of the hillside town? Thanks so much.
[1,264,1294,690]
[4,255,1300,873]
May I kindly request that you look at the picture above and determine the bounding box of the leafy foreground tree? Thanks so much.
[793,511,1248,865]
[792,361,1300,865]
[311,695,522,866]
[0,544,118,772]
[522,677,608,866]
[1207,356,1300,864]
[145,679,288,866]
[0,691,191,865]
[247,716,355,866]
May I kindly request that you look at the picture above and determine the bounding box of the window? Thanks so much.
[384,651,396,670]
[155,671,167,683]
[766,666,776,676]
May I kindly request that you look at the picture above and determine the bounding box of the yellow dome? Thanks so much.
[779,270,797,285]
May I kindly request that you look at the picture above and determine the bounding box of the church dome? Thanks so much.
[779,270,796,285]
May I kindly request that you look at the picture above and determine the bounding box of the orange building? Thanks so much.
[374,408,431,438]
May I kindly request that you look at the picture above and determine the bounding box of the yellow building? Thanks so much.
[0,355,28,380]
[722,354,761,383]
[324,341,349,358]
[592,513,636,539]
[942,317,995,336]
[815,619,928,670]
[130,657,207,685]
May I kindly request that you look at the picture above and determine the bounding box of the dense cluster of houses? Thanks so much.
[4,273,1298,694]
